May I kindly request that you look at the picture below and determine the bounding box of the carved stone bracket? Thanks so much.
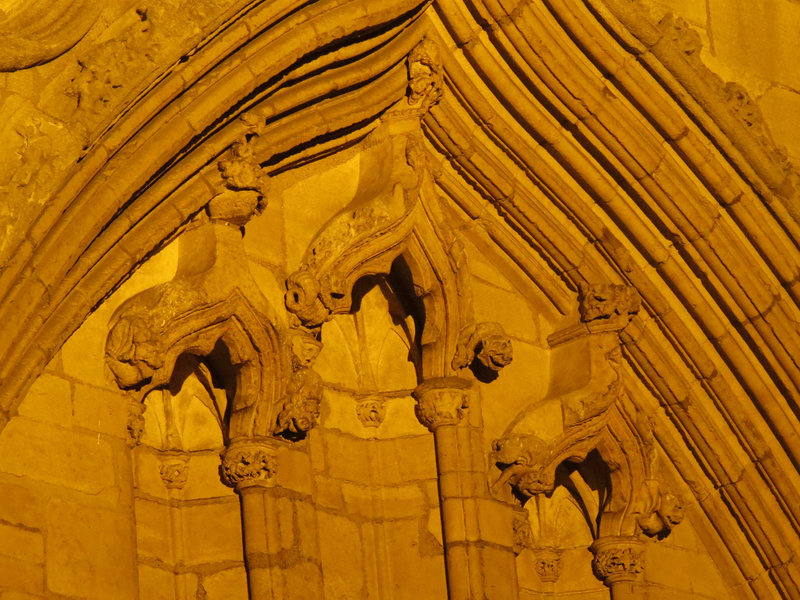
[590,537,644,586]
[159,454,190,490]
[413,377,473,431]
[356,396,386,428]
[220,440,277,490]
[452,322,513,379]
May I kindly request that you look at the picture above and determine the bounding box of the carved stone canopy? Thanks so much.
[105,220,294,442]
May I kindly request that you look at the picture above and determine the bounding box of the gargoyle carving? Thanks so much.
[356,397,386,427]
[632,480,685,538]
[491,423,606,498]
[284,269,347,328]
[452,322,513,378]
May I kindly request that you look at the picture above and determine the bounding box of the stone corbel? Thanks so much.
[452,321,513,382]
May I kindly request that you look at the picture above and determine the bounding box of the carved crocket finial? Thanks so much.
[407,38,443,111]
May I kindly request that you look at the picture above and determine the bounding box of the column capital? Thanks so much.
[412,377,473,431]
[590,536,644,585]
[220,439,278,490]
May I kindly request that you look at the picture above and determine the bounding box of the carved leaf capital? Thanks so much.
[590,537,645,584]
[413,377,473,431]
[220,441,277,489]
[533,549,563,584]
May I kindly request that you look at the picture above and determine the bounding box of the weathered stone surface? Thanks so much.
[45,499,136,599]
[0,0,798,598]
[16,373,71,426]
[0,418,116,494]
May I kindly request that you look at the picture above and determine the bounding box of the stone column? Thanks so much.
[415,377,518,600]
[221,439,282,600]
[158,453,191,600]
[590,537,645,600]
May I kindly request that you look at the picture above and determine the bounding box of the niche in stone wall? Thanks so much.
[515,452,611,598]
[308,255,447,599]
[133,345,249,600]
[314,257,425,430]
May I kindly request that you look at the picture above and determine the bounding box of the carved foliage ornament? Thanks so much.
[413,378,472,431]
[220,442,277,489]
[590,538,644,584]
[533,550,562,584]
[579,284,640,323]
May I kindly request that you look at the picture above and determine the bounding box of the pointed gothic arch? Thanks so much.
[0,0,798,598]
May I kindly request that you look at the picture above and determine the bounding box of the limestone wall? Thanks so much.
[1,145,739,600]
[0,0,798,598]
[641,0,800,162]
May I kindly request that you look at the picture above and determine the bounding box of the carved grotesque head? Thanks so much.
[657,493,685,529]
[289,333,322,370]
[476,332,514,371]
[106,312,164,388]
